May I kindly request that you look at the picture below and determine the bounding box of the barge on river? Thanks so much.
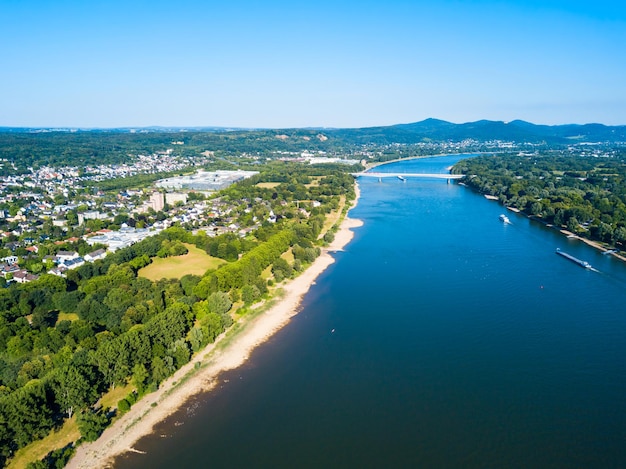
[556,248,592,269]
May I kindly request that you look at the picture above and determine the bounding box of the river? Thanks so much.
[116,155,626,468]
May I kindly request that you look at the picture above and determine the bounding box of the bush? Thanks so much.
[241,285,260,305]
[117,398,131,413]
[77,408,111,442]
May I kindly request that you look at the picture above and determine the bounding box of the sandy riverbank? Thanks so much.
[66,185,363,469]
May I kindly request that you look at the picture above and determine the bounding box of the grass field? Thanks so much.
[281,248,295,263]
[7,383,137,469]
[138,244,226,281]
[7,418,80,469]
[56,312,79,323]
[261,264,273,280]
[320,195,346,236]
[256,182,281,189]
[305,176,322,187]
[99,383,135,409]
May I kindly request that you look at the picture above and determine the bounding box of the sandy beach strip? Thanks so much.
[66,184,362,469]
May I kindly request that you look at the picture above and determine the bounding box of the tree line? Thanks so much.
[454,151,626,247]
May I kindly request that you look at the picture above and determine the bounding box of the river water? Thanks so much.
[117,155,626,468]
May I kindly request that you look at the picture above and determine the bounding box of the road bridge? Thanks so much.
[353,172,464,180]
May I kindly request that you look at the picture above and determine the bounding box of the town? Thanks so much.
[0,149,266,284]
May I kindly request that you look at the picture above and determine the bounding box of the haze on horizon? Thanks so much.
[1,0,625,129]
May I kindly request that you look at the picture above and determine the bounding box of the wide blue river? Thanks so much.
[117,155,626,468]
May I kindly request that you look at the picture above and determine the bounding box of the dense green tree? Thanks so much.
[52,365,99,418]
[77,408,111,442]
[241,285,260,305]
[206,291,232,316]
[93,338,130,389]
[3,380,54,448]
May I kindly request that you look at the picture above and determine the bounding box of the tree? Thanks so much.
[3,380,54,448]
[53,365,99,418]
[200,313,224,343]
[151,356,168,385]
[53,290,84,313]
[93,338,130,389]
[241,284,260,305]
[566,216,580,233]
[206,291,232,315]
[131,363,149,393]
[77,408,111,442]
[0,398,14,465]
[188,327,204,352]
[169,339,190,368]
[180,274,201,296]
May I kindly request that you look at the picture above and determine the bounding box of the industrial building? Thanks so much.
[155,170,259,191]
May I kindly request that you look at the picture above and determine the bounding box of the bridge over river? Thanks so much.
[353,172,464,180]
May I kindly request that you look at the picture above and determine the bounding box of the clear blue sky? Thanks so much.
[1,0,625,128]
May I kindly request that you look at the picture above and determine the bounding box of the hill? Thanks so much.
[1,119,625,172]
[326,119,626,144]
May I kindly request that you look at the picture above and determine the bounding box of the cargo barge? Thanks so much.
[556,248,592,269]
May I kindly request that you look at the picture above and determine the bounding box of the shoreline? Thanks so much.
[363,152,486,171]
[556,227,626,262]
[491,199,626,262]
[66,184,363,469]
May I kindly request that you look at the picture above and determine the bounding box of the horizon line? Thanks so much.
[0,118,625,132]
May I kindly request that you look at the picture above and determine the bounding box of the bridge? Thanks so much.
[352,172,464,180]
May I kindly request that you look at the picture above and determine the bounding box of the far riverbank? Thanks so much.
[66,184,363,469]
[497,202,626,263]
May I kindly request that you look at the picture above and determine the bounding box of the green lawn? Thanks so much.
[139,244,226,281]
[7,418,80,469]
[281,248,294,263]
[7,383,137,469]
[56,312,79,323]
[320,195,345,236]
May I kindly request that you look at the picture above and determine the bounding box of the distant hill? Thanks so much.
[2,119,626,143]
[324,119,626,144]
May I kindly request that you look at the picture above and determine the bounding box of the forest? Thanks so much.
[454,151,626,247]
[4,118,625,174]
[0,165,355,467]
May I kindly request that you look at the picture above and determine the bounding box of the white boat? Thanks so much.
[499,214,511,224]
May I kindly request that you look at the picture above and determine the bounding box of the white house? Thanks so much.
[56,251,80,263]
[84,249,107,262]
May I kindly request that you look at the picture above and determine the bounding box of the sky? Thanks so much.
[1,0,625,128]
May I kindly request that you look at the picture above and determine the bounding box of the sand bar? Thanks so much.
[67,184,362,469]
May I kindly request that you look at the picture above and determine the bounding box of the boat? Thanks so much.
[555,248,592,269]
[499,214,511,224]
[397,175,406,182]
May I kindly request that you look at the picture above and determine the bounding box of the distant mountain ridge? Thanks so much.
[324,119,626,144]
[1,119,625,143]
